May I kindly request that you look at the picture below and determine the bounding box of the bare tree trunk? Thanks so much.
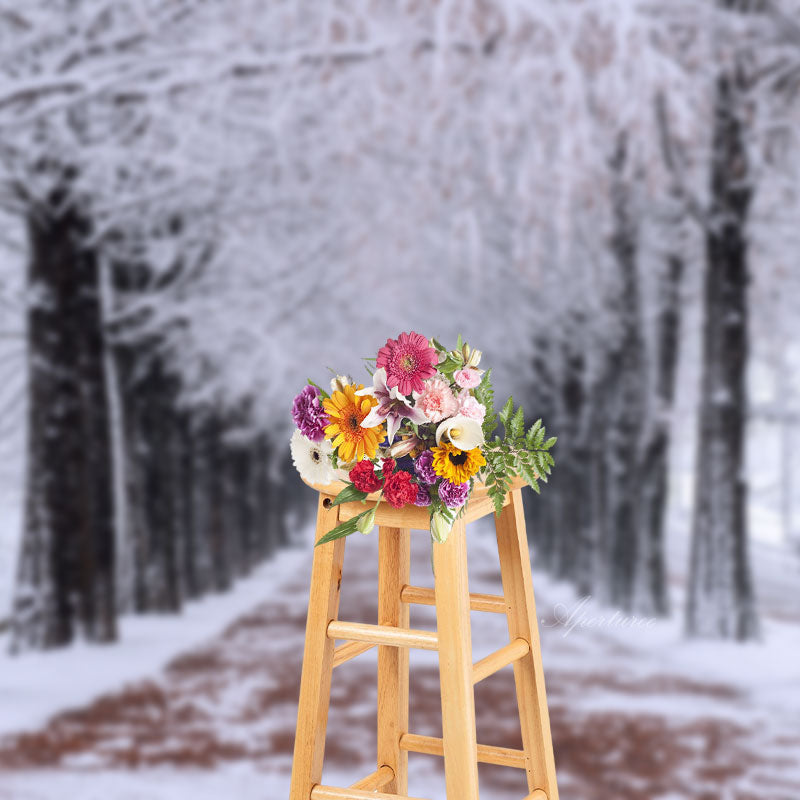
[686,67,759,640]
[634,249,684,617]
[11,197,116,651]
[601,134,647,612]
[205,417,231,592]
[253,435,273,558]
[177,410,199,599]
[526,334,559,570]
[140,366,182,612]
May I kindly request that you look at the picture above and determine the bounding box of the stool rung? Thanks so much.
[349,765,394,790]
[327,620,438,651]
[332,640,376,668]
[524,791,548,800]
[399,732,527,769]
[472,637,530,684]
[311,787,430,800]
[400,584,507,613]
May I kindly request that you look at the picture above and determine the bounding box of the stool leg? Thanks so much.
[289,496,346,800]
[495,489,559,800]
[433,518,480,800]
[377,526,411,794]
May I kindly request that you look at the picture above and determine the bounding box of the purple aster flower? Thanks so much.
[414,449,437,485]
[292,384,329,442]
[356,368,427,444]
[438,479,469,509]
[413,484,432,507]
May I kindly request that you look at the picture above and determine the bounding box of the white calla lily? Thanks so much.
[435,415,484,451]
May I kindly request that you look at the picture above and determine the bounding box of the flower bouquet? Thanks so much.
[290,332,556,546]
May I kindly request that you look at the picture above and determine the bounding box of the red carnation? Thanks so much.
[381,458,396,478]
[383,470,417,509]
[349,459,383,493]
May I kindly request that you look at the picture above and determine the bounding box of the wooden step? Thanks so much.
[327,620,438,651]
[524,791,548,800]
[472,637,530,684]
[311,786,430,800]
[399,732,526,769]
[400,584,507,613]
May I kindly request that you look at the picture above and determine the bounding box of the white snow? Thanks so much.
[0,539,311,737]
[1,525,799,800]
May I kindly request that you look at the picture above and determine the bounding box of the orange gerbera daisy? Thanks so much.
[323,384,384,462]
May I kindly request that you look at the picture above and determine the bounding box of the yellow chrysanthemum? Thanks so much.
[323,384,384,463]
[431,442,486,484]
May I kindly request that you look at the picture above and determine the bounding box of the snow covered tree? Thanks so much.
[685,0,769,641]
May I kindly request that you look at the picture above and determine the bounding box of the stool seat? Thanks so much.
[301,476,527,529]
[289,480,559,800]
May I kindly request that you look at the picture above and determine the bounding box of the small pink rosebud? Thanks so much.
[454,368,482,389]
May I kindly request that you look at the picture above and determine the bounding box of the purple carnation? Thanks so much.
[438,479,470,509]
[291,385,329,442]
[414,450,437,485]
[413,484,432,507]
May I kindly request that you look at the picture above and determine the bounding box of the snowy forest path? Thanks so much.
[0,526,798,800]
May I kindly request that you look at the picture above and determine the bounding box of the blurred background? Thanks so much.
[1,1,799,798]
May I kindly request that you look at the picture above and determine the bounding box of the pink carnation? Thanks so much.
[416,377,458,423]
[454,368,482,389]
[457,392,486,423]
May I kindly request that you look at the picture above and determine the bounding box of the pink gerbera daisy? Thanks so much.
[376,331,438,395]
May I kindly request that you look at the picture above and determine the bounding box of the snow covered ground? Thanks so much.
[0,516,798,800]
[0,540,311,737]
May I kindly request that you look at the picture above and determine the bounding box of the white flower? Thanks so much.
[330,374,353,393]
[465,348,482,368]
[290,429,335,485]
[435,414,485,451]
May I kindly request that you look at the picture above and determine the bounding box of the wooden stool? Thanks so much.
[289,477,559,800]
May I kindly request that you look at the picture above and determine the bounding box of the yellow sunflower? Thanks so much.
[431,442,486,484]
[323,384,384,462]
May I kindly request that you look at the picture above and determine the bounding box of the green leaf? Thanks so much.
[499,396,514,426]
[487,483,503,515]
[437,356,462,376]
[542,436,557,450]
[518,458,538,489]
[331,484,370,506]
[525,419,542,446]
[315,508,375,546]
[474,369,497,439]
[307,378,330,399]
[510,406,525,439]
[456,333,463,351]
